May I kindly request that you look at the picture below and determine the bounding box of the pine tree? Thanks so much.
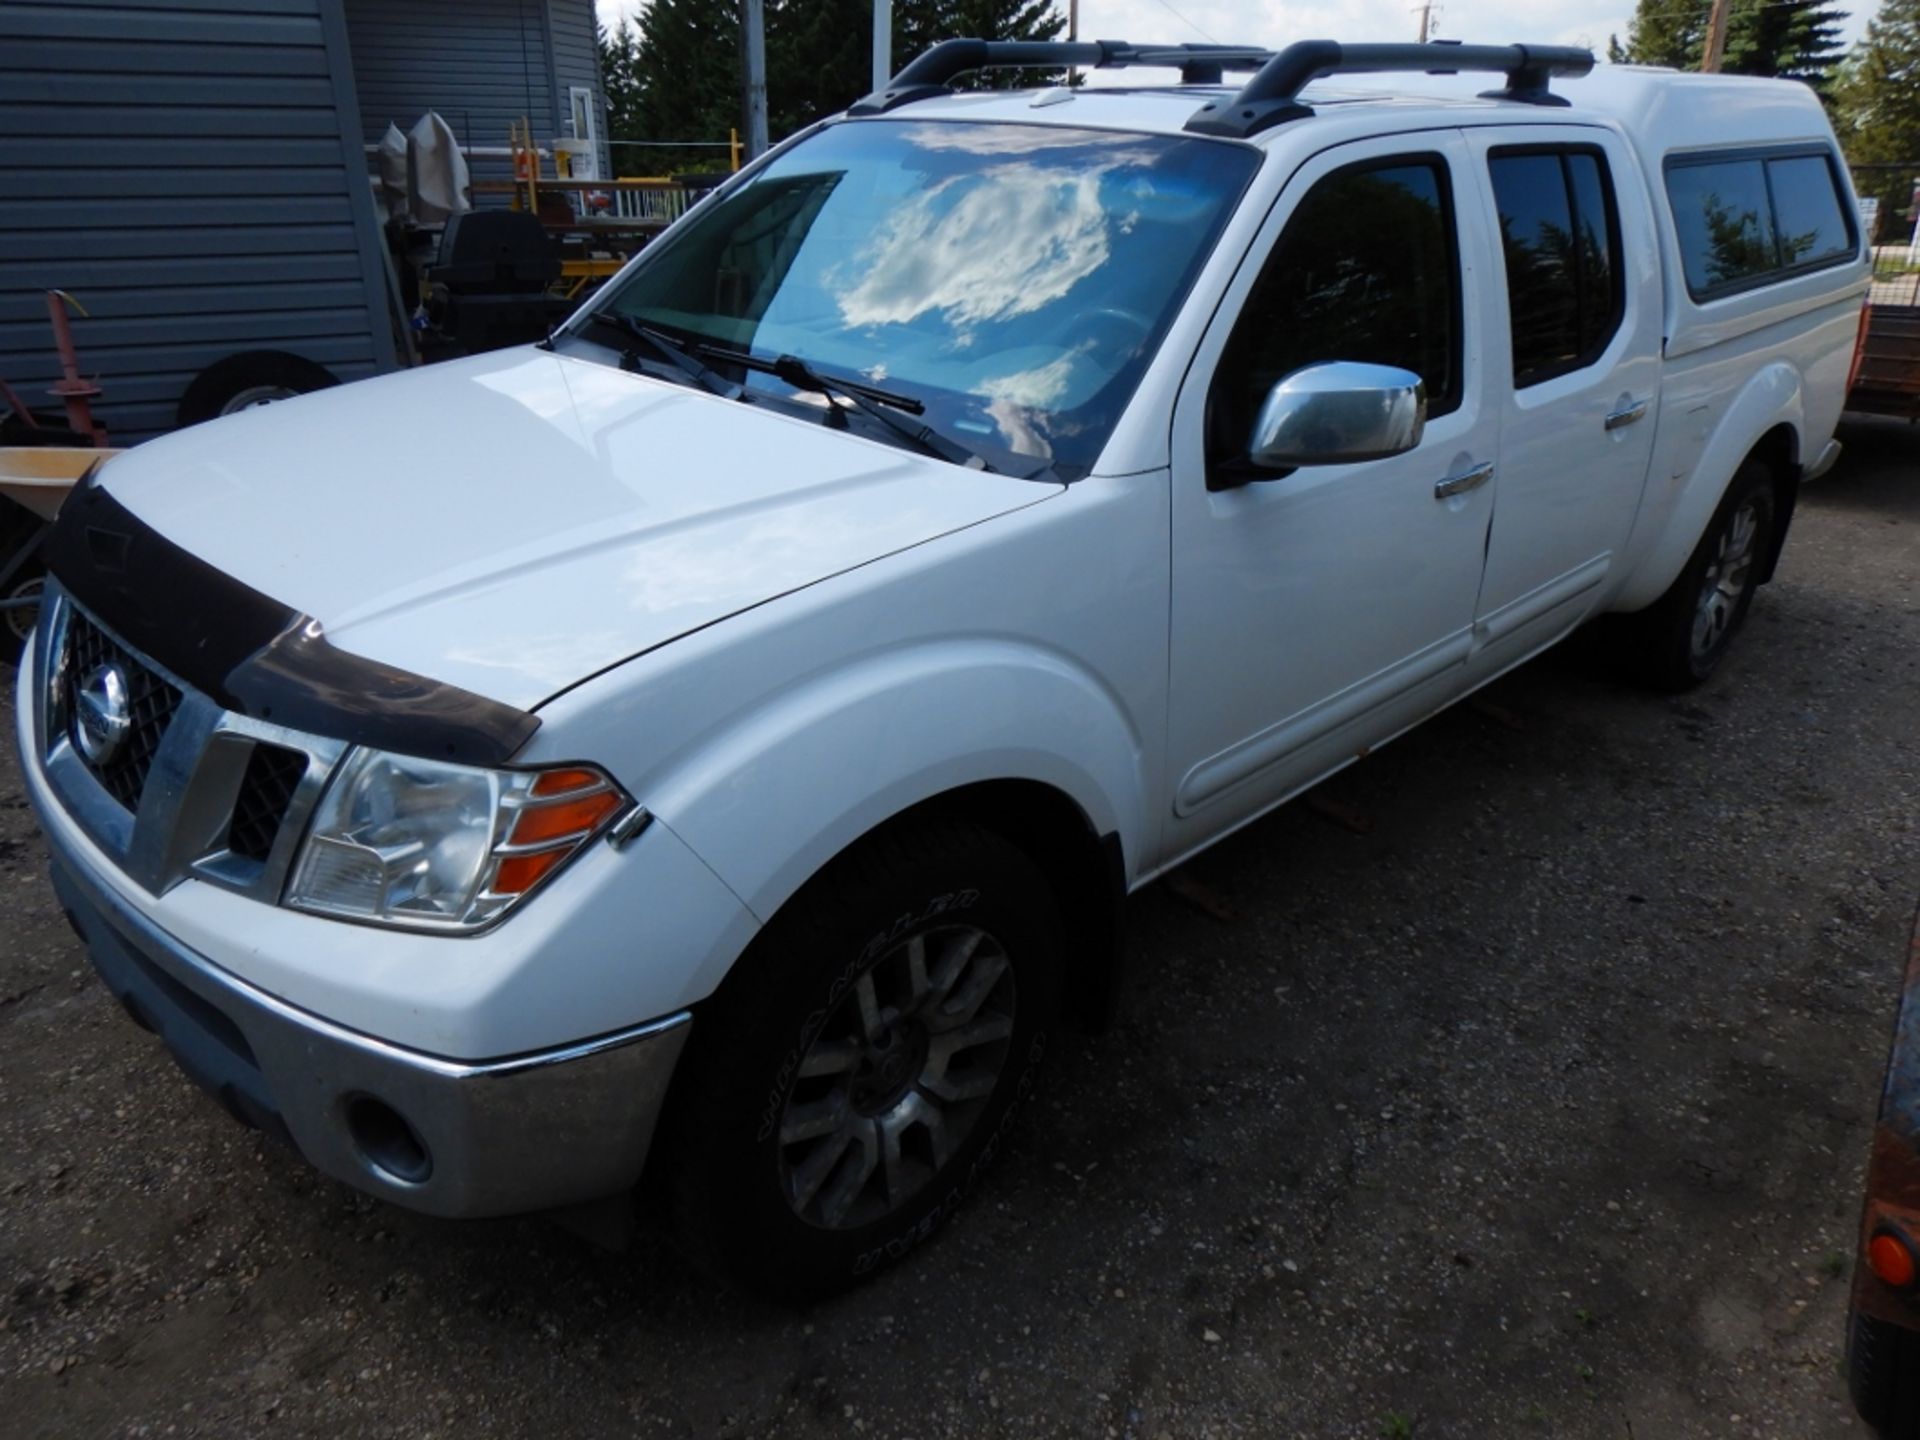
[768,0,873,135]
[598,20,645,156]
[1613,0,1709,69]
[615,1,1070,163]
[766,0,1069,132]
[1609,0,1848,94]
[936,0,1068,87]
[1723,0,1848,90]
[627,0,742,173]
[1833,0,1920,231]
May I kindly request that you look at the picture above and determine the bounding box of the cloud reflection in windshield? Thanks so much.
[603,117,1256,473]
[977,350,1083,460]
[836,163,1113,329]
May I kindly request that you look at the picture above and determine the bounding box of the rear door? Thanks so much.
[1461,125,1661,667]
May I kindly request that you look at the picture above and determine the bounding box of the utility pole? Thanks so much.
[873,0,892,91]
[1415,2,1433,44]
[741,0,768,160]
[1701,0,1731,72]
[1067,0,1079,86]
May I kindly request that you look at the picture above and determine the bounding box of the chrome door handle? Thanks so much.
[1434,461,1494,499]
[1605,399,1649,431]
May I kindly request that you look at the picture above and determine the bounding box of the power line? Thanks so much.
[1138,0,1221,44]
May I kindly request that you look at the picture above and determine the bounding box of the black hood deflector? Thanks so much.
[43,475,539,766]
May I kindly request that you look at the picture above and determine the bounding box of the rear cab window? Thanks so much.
[1664,146,1858,301]
[1488,145,1624,387]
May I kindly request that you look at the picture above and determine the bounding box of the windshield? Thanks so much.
[593,119,1257,476]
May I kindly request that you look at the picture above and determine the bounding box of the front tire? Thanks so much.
[1619,461,1777,691]
[662,820,1064,1299]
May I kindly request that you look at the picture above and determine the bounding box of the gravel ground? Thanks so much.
[1,420,1917,1439]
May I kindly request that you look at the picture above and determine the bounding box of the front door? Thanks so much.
[1164,133,1501,858]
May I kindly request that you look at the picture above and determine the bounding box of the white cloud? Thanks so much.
[834,160,1117,327]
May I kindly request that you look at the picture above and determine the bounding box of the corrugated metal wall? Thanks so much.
[547,0,609,180]
[344,0,607,190]
[0,0,396,444]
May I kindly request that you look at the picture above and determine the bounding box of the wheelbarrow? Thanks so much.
[0,446,118,663]
[0,289,115,664]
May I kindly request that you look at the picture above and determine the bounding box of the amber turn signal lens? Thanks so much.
[492,848,570,896]
[530,767,607,798]
[1870,1231,1918,1291]
[508,789,623,847]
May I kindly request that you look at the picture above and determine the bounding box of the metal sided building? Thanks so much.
[0,0,607,445]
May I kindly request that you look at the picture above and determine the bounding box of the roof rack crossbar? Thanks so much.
[848,38,1277,115]
[1185,40,1596,137]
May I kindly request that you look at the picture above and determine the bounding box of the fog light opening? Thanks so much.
[345,1095,432,1185]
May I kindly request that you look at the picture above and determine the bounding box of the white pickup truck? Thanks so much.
[17,40,1868,1295]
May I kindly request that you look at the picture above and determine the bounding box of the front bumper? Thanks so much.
[48,838,691,1219]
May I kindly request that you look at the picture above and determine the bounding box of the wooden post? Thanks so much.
[1701,0,1731,73]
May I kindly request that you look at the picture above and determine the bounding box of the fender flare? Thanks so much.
[1613,362,1804,613]
[645,637,1153,936]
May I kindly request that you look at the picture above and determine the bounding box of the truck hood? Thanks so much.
[100,348,1056,711]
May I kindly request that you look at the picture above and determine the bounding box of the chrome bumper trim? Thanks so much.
[44,824,691,1219]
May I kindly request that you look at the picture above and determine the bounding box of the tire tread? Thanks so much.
[1851,1308,1920,1440]
[657,818,1059,1297]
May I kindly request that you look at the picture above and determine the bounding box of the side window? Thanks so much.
[1209,155,1461,464]
[1768,154,1853,266]
[1667,159,1777,294]
[1665,148,1858,300]
[1488,146,1624,388]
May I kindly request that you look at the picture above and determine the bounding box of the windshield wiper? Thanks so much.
[583,312,744,401]
[698,345,992,472]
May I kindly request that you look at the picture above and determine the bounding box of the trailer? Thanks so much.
[1848,304,1920,422]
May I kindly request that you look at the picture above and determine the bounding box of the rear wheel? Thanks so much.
[662,820,1064,1298]
[176,351,338,427]
[1850,1308,1920,1440]
[1619,461,1777,691]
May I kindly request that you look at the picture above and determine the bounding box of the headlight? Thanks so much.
[284,749,629,932]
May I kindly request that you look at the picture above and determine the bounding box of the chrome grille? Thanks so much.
[62,606,182,812]
[226,743,308,864]
[33,588,348,900]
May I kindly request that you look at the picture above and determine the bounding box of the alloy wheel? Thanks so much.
[777,924,1016,1230]
[1691,499,1761,660]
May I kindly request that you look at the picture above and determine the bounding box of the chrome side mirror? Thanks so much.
[1248,361,1427,469]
